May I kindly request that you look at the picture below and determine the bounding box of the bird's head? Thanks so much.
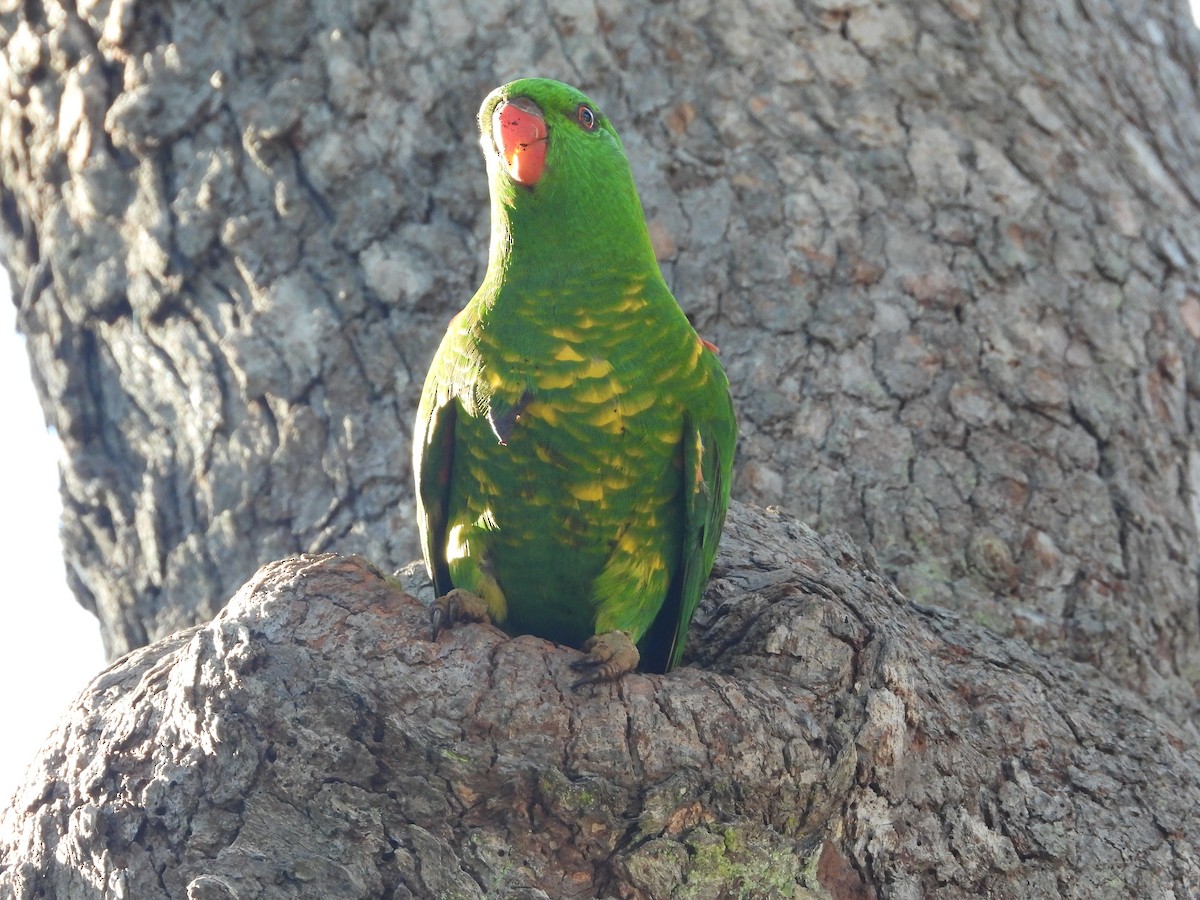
[479,78,632,192]
[476,78,653,272]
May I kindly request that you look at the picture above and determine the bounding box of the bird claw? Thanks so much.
[570,631,640,688]
[429,588,492,640]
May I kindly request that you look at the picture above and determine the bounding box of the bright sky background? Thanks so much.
[0,283,106,806]
[0,3,1198,810]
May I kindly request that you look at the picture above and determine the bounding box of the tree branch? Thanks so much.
[3,503,1196,898]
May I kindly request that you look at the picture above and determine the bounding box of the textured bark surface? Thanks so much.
[1,0,1198,715]
[3,503,1198,899]
[3,1,1200,895]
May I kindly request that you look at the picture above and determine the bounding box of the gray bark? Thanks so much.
[3,0,1199,708]
[2,0,1200,895]
[3,503,1198,898]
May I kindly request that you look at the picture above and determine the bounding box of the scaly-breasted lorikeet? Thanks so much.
[413,78,736,682]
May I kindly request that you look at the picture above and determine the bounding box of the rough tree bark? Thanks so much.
[2,506,1198,898]
[1,0,1199,895]
[2,0,1198,702]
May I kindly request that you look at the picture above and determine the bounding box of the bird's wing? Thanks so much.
[641,387,735,673]
[413,365,459,598]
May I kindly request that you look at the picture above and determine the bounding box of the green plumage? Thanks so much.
[413,78,736,674]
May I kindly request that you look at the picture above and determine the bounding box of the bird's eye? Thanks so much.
[576,104,597,131]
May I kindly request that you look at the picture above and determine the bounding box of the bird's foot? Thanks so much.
[570,631,640,687]
[430,588,492,640]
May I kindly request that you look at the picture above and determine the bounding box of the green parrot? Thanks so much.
[413,78,736,682]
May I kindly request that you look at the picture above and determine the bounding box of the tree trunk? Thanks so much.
[3,505,1198,898]
[2,0,1200,894]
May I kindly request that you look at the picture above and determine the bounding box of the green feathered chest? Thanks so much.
[440,278,717,642]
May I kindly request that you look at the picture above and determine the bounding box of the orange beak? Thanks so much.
[492,97,547,186]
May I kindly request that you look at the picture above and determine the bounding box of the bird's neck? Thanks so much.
[481,187,663,302]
